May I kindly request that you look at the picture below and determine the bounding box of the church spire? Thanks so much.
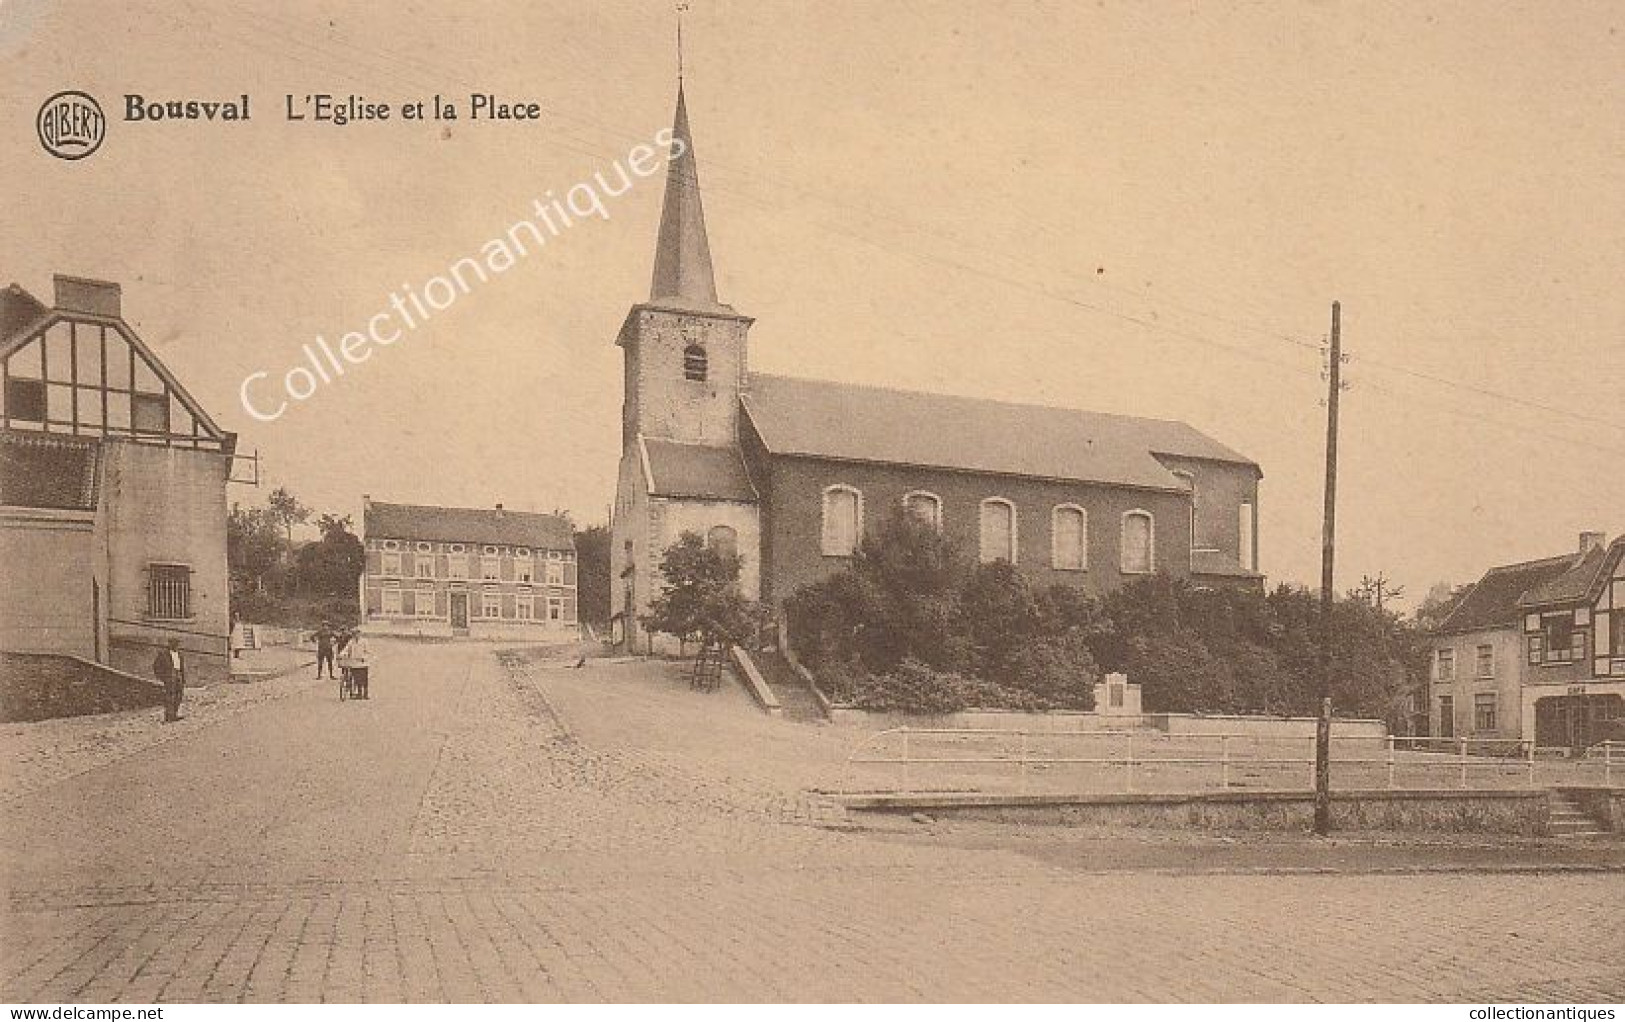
[649,84,721,308]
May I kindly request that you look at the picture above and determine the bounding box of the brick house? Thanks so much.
[0,275,237,682]
[610,88,1263,653]
[360,498,577,639]
[1429,531,1624,749]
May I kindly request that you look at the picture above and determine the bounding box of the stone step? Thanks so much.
[1545,791,1610,837]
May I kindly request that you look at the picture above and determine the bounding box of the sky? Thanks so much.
[3,0,1622,606]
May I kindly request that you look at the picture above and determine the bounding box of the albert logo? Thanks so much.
[37,91,106,160]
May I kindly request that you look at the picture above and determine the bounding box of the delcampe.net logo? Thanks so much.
[36,90,106,160]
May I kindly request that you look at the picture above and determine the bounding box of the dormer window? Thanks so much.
[683,344,707,382]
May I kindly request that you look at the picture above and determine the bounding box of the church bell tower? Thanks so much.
[610,84,758,651]
[616,84,753,449]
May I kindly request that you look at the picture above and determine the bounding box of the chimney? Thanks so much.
[1579,531,1607,555]
[53,275,121,319]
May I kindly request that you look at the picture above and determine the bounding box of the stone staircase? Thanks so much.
[754,651,828,724]
[1546,790,1608,837]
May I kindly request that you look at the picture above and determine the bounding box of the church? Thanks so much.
[610,88,1264,653]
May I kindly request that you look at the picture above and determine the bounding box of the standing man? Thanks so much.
[313,622,336,680]
[344,632,372,700]
[152,638,186,722]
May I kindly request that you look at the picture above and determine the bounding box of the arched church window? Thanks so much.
[1122,510,1155,574]
[902,491,943,531]
[979,498,1017,563]
[821,485,862,557]
[1051,505,1087,571]
[683,344,708,382]
[706,525,738,562]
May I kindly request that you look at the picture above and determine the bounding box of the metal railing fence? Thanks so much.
[842,728,1618,794]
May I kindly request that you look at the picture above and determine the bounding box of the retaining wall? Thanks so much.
[839,788,1552,835]
[1,652,164,722]
[827,705,1387,740]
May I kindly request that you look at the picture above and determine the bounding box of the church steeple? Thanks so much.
[650,85,721,308]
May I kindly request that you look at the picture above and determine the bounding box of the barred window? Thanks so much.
[147,563,191,619]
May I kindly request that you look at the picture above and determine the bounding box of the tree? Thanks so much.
[266,486,311,546]
[644,531,768,654]
[227,502,284,595]
[574,523,611,626]
[1414,581,1469,632]
[786,509,1100,709]
[1350,573,1406,612]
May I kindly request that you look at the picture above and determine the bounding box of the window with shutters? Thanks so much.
[683,344,707,381]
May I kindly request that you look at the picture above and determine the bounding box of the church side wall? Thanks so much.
[760,455,1193,607]
[1153,455,1260,568]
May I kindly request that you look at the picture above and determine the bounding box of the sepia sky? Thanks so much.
[2,0,1622,604]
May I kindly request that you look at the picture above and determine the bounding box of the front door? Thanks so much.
[1438,696,1454,738]
[449,592,468,631]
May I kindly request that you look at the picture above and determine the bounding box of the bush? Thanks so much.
[994,633,1099,710]
[849,658,1015,714]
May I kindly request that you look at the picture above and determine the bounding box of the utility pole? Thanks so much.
[1314,301,1343,836]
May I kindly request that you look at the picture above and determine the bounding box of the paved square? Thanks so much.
[2,641,1621,1002]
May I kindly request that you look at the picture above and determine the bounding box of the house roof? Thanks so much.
[363,501,573,549]
[642,437,757,501]
[1436,553,1586,634]
[1518,542,1613,608]
[1,277,230,443]
[0,433,98,510]
[740,373,1257,490]
[0,284,48,341]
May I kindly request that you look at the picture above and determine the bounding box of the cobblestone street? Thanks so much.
[3,641,1622,1002]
